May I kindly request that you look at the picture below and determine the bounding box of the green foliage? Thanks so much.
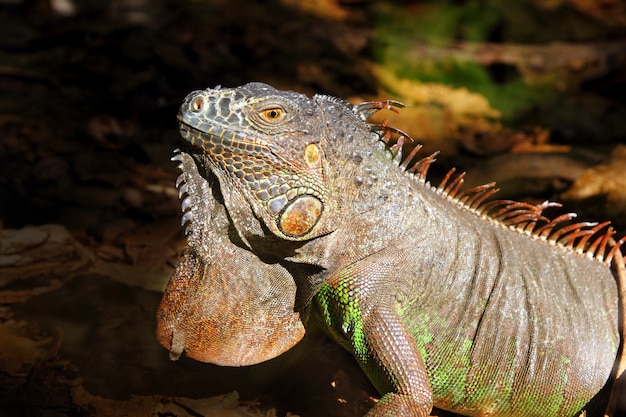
[375,1,501,44]
[371,1,584,121]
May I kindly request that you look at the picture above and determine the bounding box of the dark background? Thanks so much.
[0,0,625,416]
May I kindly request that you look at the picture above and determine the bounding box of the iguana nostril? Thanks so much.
[191,97,203,112]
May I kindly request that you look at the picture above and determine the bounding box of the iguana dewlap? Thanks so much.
[156,83,625,417]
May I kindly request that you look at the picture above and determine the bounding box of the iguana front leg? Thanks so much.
[315,259,433,417]
[361,306,433,416]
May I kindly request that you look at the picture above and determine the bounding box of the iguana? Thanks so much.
[156,82,626,417]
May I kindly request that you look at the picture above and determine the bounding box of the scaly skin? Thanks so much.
[156,151,307,366]
[157,83,622,417]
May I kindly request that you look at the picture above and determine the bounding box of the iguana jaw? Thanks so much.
[176,83,335,242]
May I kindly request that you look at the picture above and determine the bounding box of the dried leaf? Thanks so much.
[71,387,268,417]
[562,144,626,220]
[0,320,59,376]
[0,225,93,300]
[362,64,502,155]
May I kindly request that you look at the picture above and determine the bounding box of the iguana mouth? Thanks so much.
[178,121,275,160]
[178,120,313,204]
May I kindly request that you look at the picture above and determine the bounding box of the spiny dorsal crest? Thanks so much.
[171,150,194,237]
[354,100,625,266]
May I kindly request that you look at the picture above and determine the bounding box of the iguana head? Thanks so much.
[177,82,374,243]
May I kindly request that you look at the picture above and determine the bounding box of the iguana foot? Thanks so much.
[366,392,431,417]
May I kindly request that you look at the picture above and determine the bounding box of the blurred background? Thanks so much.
[0,0,625,416]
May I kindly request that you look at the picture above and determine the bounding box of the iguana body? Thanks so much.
[156,83,625,417]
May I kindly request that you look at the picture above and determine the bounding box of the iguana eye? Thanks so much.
[259,108,285,122]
